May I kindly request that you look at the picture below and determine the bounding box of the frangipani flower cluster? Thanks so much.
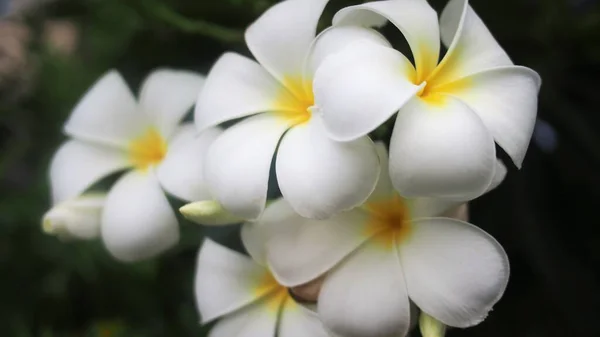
[241,144,509,337]
[43,0,540,336]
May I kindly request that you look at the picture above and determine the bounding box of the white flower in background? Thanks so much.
[194,239,331,337]
[246,144,509,337]
[314,0,541,201]
[42,192,106,240]
[49,69,221,261]
[195,0,395,220]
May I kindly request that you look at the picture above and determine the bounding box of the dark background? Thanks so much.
[1,0,599,336]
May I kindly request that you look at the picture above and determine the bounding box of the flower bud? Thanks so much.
[419,312,446,337]
[179,200,241,225]
[42,193,106,240]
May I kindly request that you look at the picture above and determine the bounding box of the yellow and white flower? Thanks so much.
[49,69,220,261]
[247,144,509,337]
[314,0,541,200]
[194,238,331,337]
[195,0,393,220]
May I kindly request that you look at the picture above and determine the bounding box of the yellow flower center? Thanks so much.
[363,194,413,250]
[253,270,292,313]
[128,127,167,171]
[410,45,472,106]
[274,76,313,126]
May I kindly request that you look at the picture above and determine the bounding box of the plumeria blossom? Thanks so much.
[195,0,397,220]
[314,0,541,200]
[246,144,509,337]
[42,192,106,241]
[49,69,221,261]
[194,238,331,337]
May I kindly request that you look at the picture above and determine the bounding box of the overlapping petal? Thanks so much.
[314,40,421,141]
[204,113,292,220]
[439,67,541,167]
[195,239,274,324]
[139,69,206,139]
[366,142,395,203]
[276,117,379,219]
[278,300,330,337]
[389,96,496,200]
[64,70,149,147]
[207,299,279,337]
[49,140,129,203]
[245,0,329,85]
[319,238,411,337]
[333,0,440,81]
[101,170,179,262]
[399,218,509,327]
[304,26,390,80]
[157,124,222,202]
[434,0,513,85]
[256,199,372,286]
[408,159,506,218]
[195,53,293,131]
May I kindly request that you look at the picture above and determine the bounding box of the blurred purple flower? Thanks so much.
[533,119,558,153]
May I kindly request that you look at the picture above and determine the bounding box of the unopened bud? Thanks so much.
[179,200,241,226]
[419,312,446,337]
[42,193,106,240]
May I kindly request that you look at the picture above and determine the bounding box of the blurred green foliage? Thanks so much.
[1,0,600,336]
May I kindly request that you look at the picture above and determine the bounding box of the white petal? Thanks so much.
[441,67,541,167]
[305,26,391,80]
[257,199,373,286]
[42,193,106,240]
[241,222,268,266]
[49,140,129,203]
[195,239,275,324]
[399,218,509,327]
[245,0,329,82]
[409,198,461,219]
[408,159,506,219]
[276,117,379,219]
[157,124,222,202]
[278,300,330,337]
[64,70,149,147]
[314,40,421,141]
[204,113,291,220]
[389,96,496,200]
[433,0,513,84]
[488,160,507,192]
[319,239,411,337]
[366,142,395,203]
[333,0,441,81]
[208,298,280,337]
[195,53,291,131]
[139,69,205,139]
[101,170,179,262]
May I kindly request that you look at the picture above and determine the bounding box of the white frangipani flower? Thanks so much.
[247,144,509,337]
[42,193,106,240]
[194,239,331,337]
[195,0,391,220]
[314,0,541,200]
[50,69,221,261]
